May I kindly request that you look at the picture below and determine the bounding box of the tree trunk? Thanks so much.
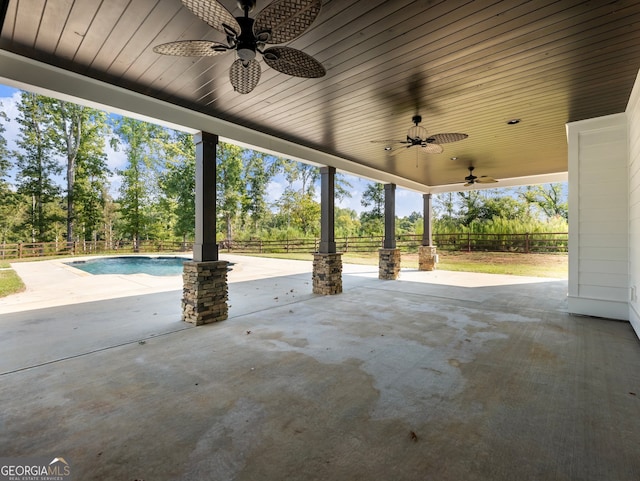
[226,213,232,243]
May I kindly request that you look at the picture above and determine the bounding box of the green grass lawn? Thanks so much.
[0,261,25,297]
[233,251,568,278]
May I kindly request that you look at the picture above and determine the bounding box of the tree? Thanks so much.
[359,182,385,235]
[242,151,279,232]
[275,188,320,236]
[434,192,456,220]
[216,143,244,242]
[479,196,528,222]
[279,160,318,196]
[160,132,196,242]
[521,184,568,220]
[0,110,26,243]
[456,191,483,227]
[398,211,422,233]
[48,100,110,242]
[0,111,9,186]
[335,207,360,237]
[113,117,166,249]
[13,92,62,241]
[360,182,384,218]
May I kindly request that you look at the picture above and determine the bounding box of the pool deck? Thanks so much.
[2,254,640,481]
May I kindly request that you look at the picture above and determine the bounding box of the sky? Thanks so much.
[0,83,429,217]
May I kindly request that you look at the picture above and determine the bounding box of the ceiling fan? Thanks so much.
[153,0,326,94]
[371,115,468,155]
[464,166,498,186]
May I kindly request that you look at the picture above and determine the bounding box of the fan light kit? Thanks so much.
[154,0,326,94]
[463,166,498,186]
[371,115,468,155]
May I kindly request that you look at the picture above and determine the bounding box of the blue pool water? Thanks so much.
[67,256,190,276]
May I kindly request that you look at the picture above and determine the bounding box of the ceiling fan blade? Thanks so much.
[263,47,325,78]
[181,0,240,36]
[464,182,474,187]
[229,59,261,94]
[389,145,413,155]
[153,40,229,56]
[428,133,468,144]
[254,0,322,44]
[476,176,498,183]
[421,142,444,154]
[370,140,407,144]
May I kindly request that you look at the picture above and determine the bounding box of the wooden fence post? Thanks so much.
[467,232,471,252]
[18,242,22,259]
[525,233,530,254]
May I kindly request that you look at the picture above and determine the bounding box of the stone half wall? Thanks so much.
[182,260,229,325]
[312,253,343,295]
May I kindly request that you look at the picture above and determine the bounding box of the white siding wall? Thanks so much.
[626,72,640,338]
[567,113,629,321]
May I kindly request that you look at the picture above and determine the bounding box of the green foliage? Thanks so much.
[0,110,24,243]
[159,132,195,240]
[521,184,568,220]
[433,185,568,237]
[13,92,62,241]
[216,143,245,240]
[360,182,384,218]
[113,117,167,246]
[359,182,385,236]
[398,211,422,234]
[241,151,279,231]
[335,207,360,237]
[48,100,111,241]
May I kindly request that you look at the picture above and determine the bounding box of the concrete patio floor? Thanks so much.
[1,255,639,480]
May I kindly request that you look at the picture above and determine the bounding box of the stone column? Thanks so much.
[182,260,228,325]
[313,166,342,294]
[313,252,342,295]
[418,245,437,271]
[419,193,437,271]
[379,183,401,279]
[182,132,228,324]
[379,248,401,280]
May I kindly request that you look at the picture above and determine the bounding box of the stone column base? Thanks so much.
[313,253,342,295]
[379,248,401,280]
[182,260,228,325]
[418,245,438,271]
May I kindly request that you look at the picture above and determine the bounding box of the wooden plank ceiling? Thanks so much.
[2,0,640,189]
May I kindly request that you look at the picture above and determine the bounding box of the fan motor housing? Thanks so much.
[236,16,257,61]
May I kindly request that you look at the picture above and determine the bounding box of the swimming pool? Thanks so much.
[66,256,190,276]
